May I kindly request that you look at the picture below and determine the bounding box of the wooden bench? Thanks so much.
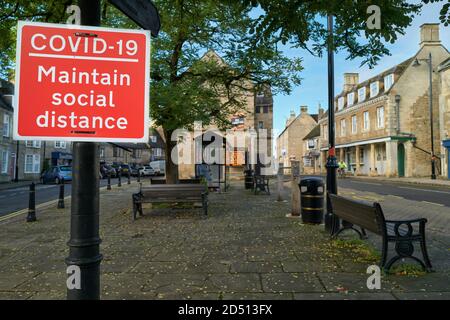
[253,175,270,195]
[132,184,208,220]
[328,194,433,273]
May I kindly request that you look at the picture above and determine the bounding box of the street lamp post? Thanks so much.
[324,14,339,235]
[65,0,102,300]
[413,53,437,179]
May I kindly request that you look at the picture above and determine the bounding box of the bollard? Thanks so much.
[26,182,36,222]
[118,172,122,187]
[107,173,111,190]
[137,171,141,183]
[291,160,301,216]
[277,163,284,202]
[57,182,65,209]
[127,172,131,185]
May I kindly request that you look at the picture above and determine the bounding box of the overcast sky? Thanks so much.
[271,1,450,135]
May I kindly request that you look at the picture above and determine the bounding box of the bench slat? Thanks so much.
[328,194,382,234]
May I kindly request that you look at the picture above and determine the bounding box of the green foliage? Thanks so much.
[243,0,446,68]
[390,263,427,276]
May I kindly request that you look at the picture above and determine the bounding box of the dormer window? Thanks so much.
[384,74,394,91]
[358,87,366,103]
[370,81,379,98]
[338,97,345,110]
[347,92,355,107]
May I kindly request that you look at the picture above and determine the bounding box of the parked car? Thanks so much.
[149,160,165,176]
[139,166,155,176]
[130,165,140,177]
[111,164,122,175]
[41,165,72,184]
[120,164,132,175]
[100,164,117,178]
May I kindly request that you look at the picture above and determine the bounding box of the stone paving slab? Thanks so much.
[0,180,449,300]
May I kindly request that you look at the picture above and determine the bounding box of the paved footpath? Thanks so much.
[0,181,449,300]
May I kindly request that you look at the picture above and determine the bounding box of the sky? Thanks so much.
[271,2,450,134]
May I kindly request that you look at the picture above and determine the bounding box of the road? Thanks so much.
[0,177,141,217]
[338,178,450,208]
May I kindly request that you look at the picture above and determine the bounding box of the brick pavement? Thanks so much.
[0,180,448,300]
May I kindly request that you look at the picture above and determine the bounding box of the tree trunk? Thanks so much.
[163,128,178,184]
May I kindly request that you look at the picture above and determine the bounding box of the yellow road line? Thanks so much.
[0,182,138,223]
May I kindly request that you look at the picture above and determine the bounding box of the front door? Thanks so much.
[398,144,405,177]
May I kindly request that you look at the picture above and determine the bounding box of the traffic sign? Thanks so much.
[14,21,150,142]
[109,0,160,37]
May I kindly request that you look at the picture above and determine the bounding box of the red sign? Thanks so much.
[14,21,150,142]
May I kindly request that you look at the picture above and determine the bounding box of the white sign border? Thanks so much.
[13,20,151,143]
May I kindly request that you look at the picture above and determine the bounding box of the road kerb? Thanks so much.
[0,181,139,223]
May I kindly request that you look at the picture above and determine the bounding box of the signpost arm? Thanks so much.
[66,0,102,300]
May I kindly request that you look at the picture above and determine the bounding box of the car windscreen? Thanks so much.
[59,166,71,172]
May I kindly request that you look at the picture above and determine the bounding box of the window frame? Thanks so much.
[337,97,345,110]
[358,87,366,103]
[384,74,394,91]
[24,154,40,174]
[340,119,346,137]
[1,150,8,174]
[3,114,10,137]
[377,106,385,129]
[363,111,370,131]
[370,81,379,98]
[351,115,357,134]
[347,92,355,107]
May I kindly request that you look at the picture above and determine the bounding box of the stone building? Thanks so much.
[0,80,15,182]
[439,57,450,179]
[276,106,318,169]
[302,124,321,174]
[177,50,274,183]
[319,24,450,177]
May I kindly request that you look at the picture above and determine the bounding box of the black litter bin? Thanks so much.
[299,177,324,224]
[244,169,254,189]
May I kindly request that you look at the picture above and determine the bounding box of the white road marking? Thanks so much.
[351,181,382,186]
[421,201,444,207]
[399,186,450,194]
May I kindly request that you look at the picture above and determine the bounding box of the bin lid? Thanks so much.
[299,177,324,187]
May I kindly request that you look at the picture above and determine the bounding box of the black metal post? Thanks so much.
[58,182,65,209]
[428,53,436,180]
[118,171,122,187]
[137,171,140,183]
[324,14,339,235]
[26,182,36,222]
[107,173,111,190]
[127,171,131,184]
[66,0,102,300]
[15,141,19,182]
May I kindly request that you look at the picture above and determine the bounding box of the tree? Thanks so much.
[0,0,302,183]
[243,0,449,68]
[148,0,302,182]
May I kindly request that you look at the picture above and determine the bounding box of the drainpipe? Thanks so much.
[395,94,401,135]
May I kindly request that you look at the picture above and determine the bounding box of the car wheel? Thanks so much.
[55,177,60,185]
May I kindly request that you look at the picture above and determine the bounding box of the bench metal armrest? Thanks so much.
[385,218,427,225]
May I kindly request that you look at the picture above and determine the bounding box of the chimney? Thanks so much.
[318,104,324,118]
[420,23,440,47]
[300,106,308,114]
[343,73,359,92]
[286,110,296,126]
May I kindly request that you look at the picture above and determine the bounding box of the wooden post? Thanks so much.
[291,160,301,216]
[277,163,284,201]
